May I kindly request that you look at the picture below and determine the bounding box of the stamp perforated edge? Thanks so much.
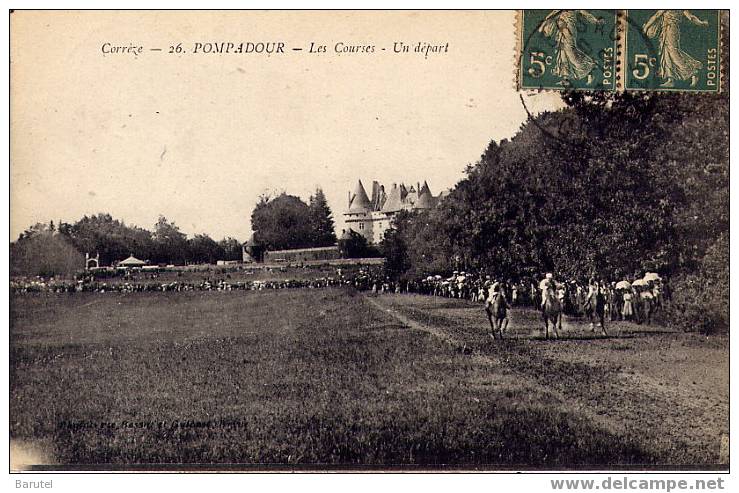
[719,9,726,94]
[616,10,626,92]
[514,9,523,91]
[515,9,621,93]
[621,9,724,94]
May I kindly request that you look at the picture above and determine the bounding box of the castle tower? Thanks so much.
[344,180,374,243]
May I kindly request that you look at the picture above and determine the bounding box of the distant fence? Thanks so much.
[260,257,385,268]
[263,246,341,263]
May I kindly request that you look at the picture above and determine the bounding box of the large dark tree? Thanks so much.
[152,215,188,265]
[251,193,315,250]
[187,234,225,265]
[308,188,337,247]
[218,237,243,261]
[381,210,454,280]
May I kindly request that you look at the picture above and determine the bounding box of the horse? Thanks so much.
[585,287,608,336]
[485,293,508,340]
[541,288,562,339]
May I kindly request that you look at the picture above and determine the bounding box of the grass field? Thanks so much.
[10,288,729,469]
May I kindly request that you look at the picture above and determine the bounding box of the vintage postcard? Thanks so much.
[8,9,730,477]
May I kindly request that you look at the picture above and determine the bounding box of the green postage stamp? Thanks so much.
[519,10,618,91]
[624,10,721,92]
[518,9,722,93]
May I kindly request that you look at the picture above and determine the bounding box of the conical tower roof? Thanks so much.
[415,189,435,209]
[419,181,432,196]
[347,180,371,213]
[381,184,404,213]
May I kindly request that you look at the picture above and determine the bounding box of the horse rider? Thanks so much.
[486,279,511,320]
[584,278,598,311]
[540,273,556,310]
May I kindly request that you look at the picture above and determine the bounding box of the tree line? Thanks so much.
[10,214,243,277]
[10,186,341,276]
[384,88,728,280]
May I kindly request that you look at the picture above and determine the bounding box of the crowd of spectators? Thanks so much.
[11,266,669,325]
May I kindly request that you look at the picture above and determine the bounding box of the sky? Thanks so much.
[10,10,563,242]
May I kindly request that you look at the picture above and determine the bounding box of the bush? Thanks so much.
[663,234,729,334]
[339,230,381,259]
[10,231,85,277]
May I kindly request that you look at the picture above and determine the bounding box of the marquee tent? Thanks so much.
[117,255,146,267]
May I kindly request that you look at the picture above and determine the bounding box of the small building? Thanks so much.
[242,237,263,263]
[85,252,100,270]
[216,260,239,266]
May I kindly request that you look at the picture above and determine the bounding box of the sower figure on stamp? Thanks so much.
[538,10,605,86]
[643,10,709,88]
